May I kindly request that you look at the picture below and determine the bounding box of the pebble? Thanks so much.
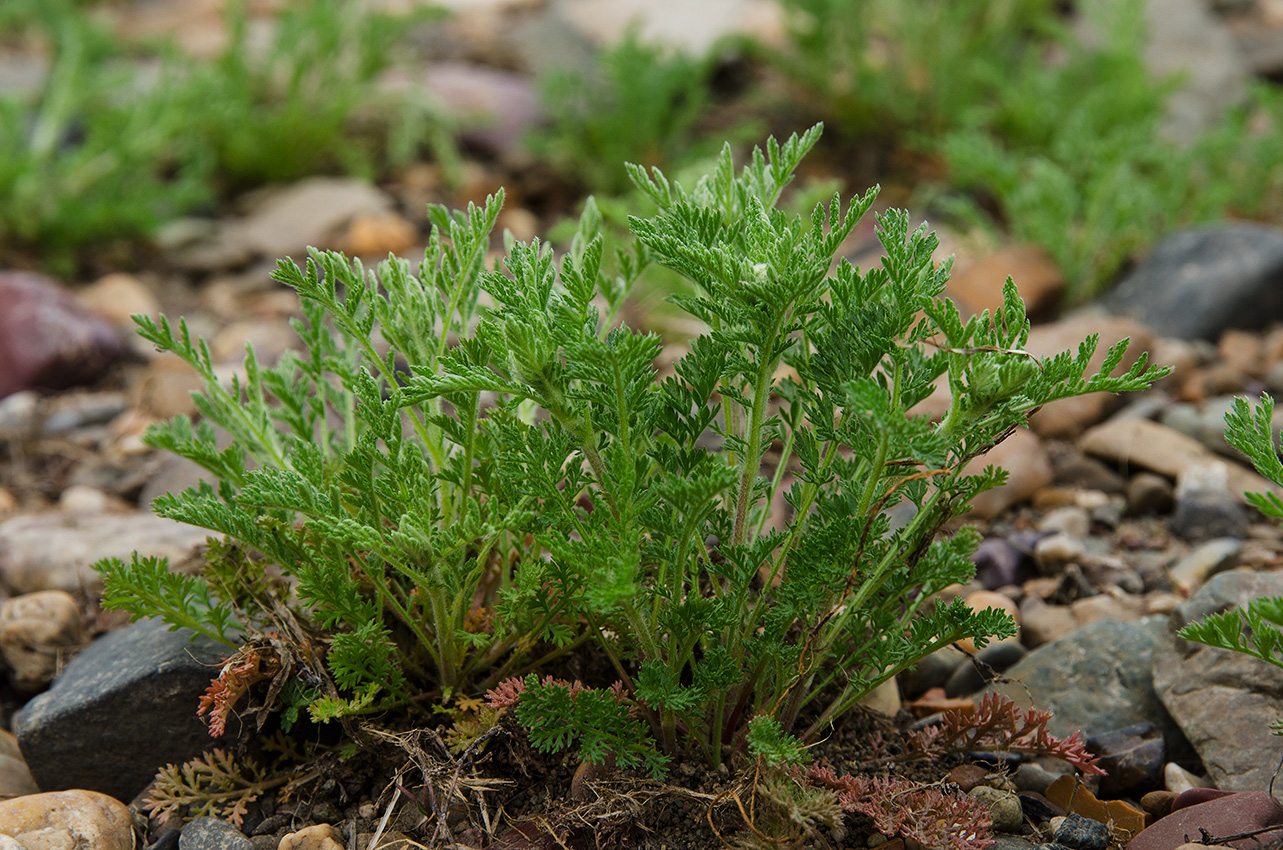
[1034,533,1085,574]
[906,687,974,718]
[228,177,394,259]
[1043,776,1147,841]
[181,817,254,850]
[1079,417,1283,506]
[0,790,134,850]
[209,318,297,368]
[1170,462,1248,541]
[1037,506,1091,538]
[1048,446,1128,494]
[946,763,989,793]
[947,244,1064,320]
[0,272,126,399]
[1172,787,1235,810]
[963,428,1054,519]
[77,272,161,328]
[944,642,1027,697]
[1018,595,1078,648]
[1164,762,1213,795]
[969,786,1024,833]
[1069,592,1145,626]
[0,392,37,438]
[901,645,966,699]
[131,352,205,419]
[990,618,1183,746]
[0,730,38,800]
[1168,537,1241,594]
[1139,789,1177,819]
[418,62,542,163]
[972,537,1039,591]
[57,485,112,514]
[279,824,345,850]
[42,392,129,437]
[0,590,85,693]
[343,211,418,257]
[1049,812,1109,850]
[1084,723,1164,797]
[1127,472,1175,516]
[857,675,901,716]
[1012,759,1075,795]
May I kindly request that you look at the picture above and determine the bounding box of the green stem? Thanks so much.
[731,333,781,547]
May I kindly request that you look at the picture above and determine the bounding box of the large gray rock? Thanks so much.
[14,618,233,802]
[989,618,1190,757]
[1153,570,1283,792]
[1101,224,1283,340]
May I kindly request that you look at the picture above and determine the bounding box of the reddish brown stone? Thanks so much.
[0,272,124,399]
[1126,791,1283,850]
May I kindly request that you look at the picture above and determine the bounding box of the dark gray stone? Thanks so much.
[989,618,1193,763]
[1126,473,1174,517]
[1101,224,1283,341]
[973,537,1039,591]
[1153,570,1283,791]
[180,818,253,850]
[945,642,1027,697]
[900,645,965,700]
[1169,484,1248,542]
[1085,723,1165,797]
[14,617,233,802]
[1051,813,1109,850]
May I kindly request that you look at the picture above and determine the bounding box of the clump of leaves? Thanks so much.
[487,675,668,778]
[181,0,442,186]
[532,30,716,194]
[0,4,209,268]
[1180,393,1283,736]
[102,124,1165,778]
[144,747,311,827]
[810,768,994,850]
[904,692,1104,773]
[772,0,1059,141]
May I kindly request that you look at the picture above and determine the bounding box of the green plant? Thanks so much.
[0,5,210,266]
[1179,393,1283,735]
[773,0,1058,140]
[532,30,717,194]
[101,125,1165,772]
[181,0,444,186]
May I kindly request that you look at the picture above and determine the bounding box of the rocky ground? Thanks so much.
[6,1,1283,849]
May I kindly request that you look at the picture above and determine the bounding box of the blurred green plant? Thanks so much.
[774,0,1059,140]
[0,5,210,268]
[531,31,717,194]
[937,2,1283,299]
[773,0,1283,302]
[0,0,454,268]
[183,0,446,187]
